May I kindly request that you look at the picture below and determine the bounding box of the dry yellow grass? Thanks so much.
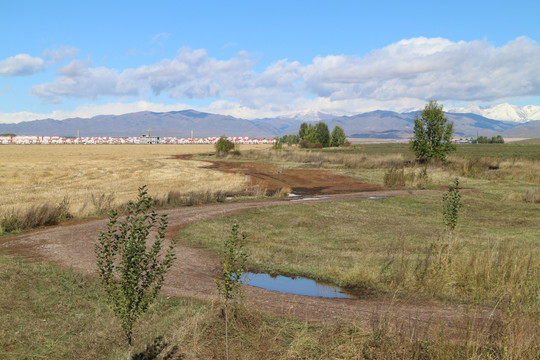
[0,144,266,217]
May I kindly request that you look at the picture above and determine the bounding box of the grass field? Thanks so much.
[0,145,273,232]
[2,142,540,358]
[4,255,537,359]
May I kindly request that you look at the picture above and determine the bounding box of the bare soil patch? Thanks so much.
[175,154,382,195]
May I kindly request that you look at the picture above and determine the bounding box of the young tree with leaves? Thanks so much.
[215,223,248,360]
[410,100,456,162]
[95,185,176,359]
[442,178,462,230]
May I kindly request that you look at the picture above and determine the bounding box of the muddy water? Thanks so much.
[243,272,355,299]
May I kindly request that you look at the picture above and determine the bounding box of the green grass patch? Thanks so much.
[2,255,537,359]
[0,255,208,360]
[180,191,540,311]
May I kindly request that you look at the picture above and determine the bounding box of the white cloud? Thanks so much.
[43,46,79,65]
[30,60,138,103]
[151,32,170,44]
[0,54,44,77]
[303,36,540,103]
[25,37,540,116]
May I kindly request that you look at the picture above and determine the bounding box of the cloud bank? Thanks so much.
[3,36,540,121]
[0,54,45,77]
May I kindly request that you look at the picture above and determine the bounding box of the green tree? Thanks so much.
[95,186,176,359]
[280,134,299,146]
[330,125,346,147]
[216,136,235,155]
[410,100,455,162]
[215,223,248,360]
[272,136,282,150]
[304,125,319,145]
[314,121,331,147]
[298,122,309,140]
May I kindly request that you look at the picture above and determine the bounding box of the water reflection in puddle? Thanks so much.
[290,196,330,202]
[242,272,354,299]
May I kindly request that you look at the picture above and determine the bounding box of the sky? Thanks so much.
[1,0,540,123]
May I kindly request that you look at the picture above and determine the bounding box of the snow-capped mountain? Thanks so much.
[275,110,337,122]
[449,103,540,123]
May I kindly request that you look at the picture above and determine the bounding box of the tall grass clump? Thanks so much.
[383,167,430,188]
[0,197,72,234]
[156,189,228,207]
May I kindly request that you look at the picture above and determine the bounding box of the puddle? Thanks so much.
[242,272,354,299]
[368,196,385,199]
[288,193,301,198]
[290,196,330,202]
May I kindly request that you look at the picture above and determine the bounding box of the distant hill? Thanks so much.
[501,120,540,138]
[0,110,275,138]
[1,108,536,139]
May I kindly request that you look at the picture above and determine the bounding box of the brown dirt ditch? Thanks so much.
[174,154,383,196]
[1,156,499,342]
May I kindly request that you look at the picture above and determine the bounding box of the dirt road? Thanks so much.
[0,190,497,340]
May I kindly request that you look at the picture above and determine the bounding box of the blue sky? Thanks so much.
[1,0,539,123]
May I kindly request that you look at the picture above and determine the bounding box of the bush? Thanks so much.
[442,178,461,230]
[299,139,322,149]
[216,136,235,155]
[95,185,176,358]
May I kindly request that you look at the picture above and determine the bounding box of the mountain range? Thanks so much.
[1,105,540,139]
[448,103,540,123]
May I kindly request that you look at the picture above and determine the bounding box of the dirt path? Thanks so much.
[0,190,497,340]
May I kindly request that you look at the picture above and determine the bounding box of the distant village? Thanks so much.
[0,134,276,145]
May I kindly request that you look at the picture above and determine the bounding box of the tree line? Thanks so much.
[472,135,504,144]
[279,122,348,148]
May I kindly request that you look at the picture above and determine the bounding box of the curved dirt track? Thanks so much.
[0,190,498,340]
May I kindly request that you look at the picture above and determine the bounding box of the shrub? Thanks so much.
[215,223,248,360]
[216,136,235,155]
[442,178,461,230]
[95,185,176,358]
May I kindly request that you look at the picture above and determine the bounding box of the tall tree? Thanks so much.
[314,122,331,147]
[298,122,309,140]
[330,125,346,147]
[410,100,455,162]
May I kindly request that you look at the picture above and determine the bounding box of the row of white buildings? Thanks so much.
[0,135,276,145]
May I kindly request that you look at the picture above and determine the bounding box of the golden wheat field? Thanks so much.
[0,144,265,217]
